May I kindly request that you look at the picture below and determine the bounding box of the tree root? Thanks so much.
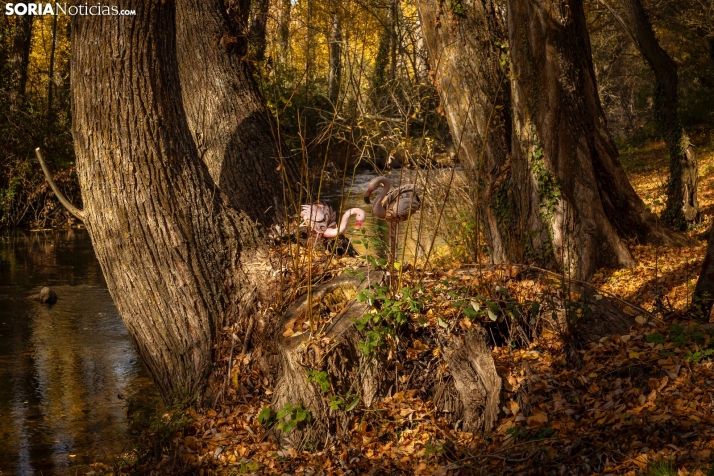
[433,327,502,433]
[271,270,387,448]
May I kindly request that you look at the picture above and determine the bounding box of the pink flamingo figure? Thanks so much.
[322,208,366,238]
[364,176,421,260]
[300,201,337,239]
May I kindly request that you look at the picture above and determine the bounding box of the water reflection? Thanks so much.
[0,230,158,475]
[321,167,458,261]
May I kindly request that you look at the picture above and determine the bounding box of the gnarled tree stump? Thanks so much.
[271,270,386,447]
[433,327,502,433]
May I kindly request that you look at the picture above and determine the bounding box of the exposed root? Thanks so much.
[433,327,502,433]
[271,270,387,447]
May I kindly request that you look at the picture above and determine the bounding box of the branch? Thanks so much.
[596,0,642,51]
[35,147,86,222]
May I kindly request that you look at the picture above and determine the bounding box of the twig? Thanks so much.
[35,147,85,221]
[526,265,656,318]
[242,316,256,355]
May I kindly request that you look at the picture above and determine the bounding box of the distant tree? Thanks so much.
[327,11,343,105]
[418,0,689,281]
[9,15,32,113]
[600,0,698,228]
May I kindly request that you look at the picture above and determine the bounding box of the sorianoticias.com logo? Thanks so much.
[4,3,136,16]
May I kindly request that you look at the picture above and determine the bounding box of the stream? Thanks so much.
[320,166,457,260]
[0,230,158,476]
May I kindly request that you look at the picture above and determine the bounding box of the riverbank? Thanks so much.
[86,131,714,476]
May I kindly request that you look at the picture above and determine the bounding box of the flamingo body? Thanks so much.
[300,201,336,235]
[364,177,421,222]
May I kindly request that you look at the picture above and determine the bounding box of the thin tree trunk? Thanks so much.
[47,3,58,125]
[71,0,273,402]
[175,0,295,226]
[693,225,714,319]
[613,0,698,228]
[328,12,343,105]
[9,15,32,113]
[278,0,291,62]
[373,24,390,90]
[390,0,397,82]
[249,0,269,63]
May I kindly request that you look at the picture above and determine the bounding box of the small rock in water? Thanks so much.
[29,287,58,304]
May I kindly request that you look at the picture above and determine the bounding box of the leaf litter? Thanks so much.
[91,135,714,475]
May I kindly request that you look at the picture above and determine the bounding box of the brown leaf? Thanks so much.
[526,411,548,428]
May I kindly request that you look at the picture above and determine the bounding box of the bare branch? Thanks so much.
[34,147,85,222]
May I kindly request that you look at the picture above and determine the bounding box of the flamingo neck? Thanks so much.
[372,178,391,218]
[323,209,360,238]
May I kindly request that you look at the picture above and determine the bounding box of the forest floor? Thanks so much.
[95,131,714,476]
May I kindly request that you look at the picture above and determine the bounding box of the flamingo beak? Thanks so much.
[363,193,371,205]
[356,221,363,227]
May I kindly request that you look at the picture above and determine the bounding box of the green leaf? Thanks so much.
[257,406,273,425]
[645,333,665,344]
[463,307,478,319]
[295,409,308,422]
[345,396,360,412]
[276,404,292,420]
[487,309,498,321]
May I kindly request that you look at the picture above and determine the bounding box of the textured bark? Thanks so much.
[416,0,548,266]
[434,328,501,433]
[506,0,689,280]
[420,0,690,280]
[618,0,698,228]
[176,0,293,226]
[272,273,386,447]
[71,0,272,402]
[328,13,343,105]
[9,15,32,112]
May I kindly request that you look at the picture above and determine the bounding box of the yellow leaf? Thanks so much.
[629,351,640,359]
[635,316,647,325]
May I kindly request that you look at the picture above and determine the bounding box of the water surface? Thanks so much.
[321,167,458,260]
[0,230,158,475]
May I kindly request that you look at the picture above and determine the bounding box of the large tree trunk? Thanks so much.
[9,15,32,113]
[419,0,689,281]
[505,0,689,280]
[175,0,294,226]
[71,0,274,402]
[416,0,541,265]
[693,225,714,319]
[614,0,699,228]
